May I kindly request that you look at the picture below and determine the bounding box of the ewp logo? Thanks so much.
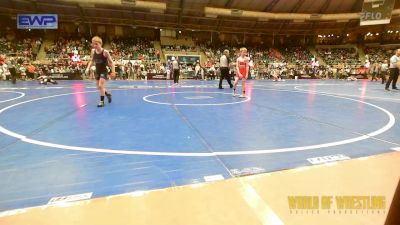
[17,14,58,29]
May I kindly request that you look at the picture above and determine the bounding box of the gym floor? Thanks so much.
[0,79,399,212]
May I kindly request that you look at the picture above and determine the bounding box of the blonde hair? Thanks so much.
[240,47,247,53]
[91,36,103,45]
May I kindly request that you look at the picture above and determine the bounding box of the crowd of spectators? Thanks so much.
[162,45,197,52]
[111,38,159,61]
[1,34,397,81]
[280,47,314,65]
[0,36,42,61]
[364,47,394,63]
[317,48,360,65]
[45,36,91,64]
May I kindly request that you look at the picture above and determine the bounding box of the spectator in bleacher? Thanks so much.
[248,57,254,79]
[159,64,165,74]
[26,63,35,79]
[0,64,5,80]
[32,47,38,60]
[155,49,160,60]
[118,64,125,80]
[7,58,17,84]
[371,62,380,82]
[19,64,26,80]
[166,67,171,80]
[194,61,201,80]
[381,60,388,84]
[208,65,216,80]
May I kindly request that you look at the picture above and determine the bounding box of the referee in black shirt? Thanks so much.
[218,49,233,89]
[386,49,400,91]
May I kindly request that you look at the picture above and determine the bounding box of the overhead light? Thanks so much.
[258,18,269,22]
[78,3,96,7]
[310,13,322,19]
[62,0,166,11]
[205,14,218,18]
[346,33,349,36]
[376,33,379,35]
[150,9,164,13]
[121,0,136,6]
[364,0,385,3]
[178,30,182,34]
[231,9,243,16]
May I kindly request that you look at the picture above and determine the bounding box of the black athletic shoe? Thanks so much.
[106,93,112,103]
[393,87,399,90]
[218,87,224,89]
[97,101,105,107]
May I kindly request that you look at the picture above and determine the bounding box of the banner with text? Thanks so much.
[17,14,58,29]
